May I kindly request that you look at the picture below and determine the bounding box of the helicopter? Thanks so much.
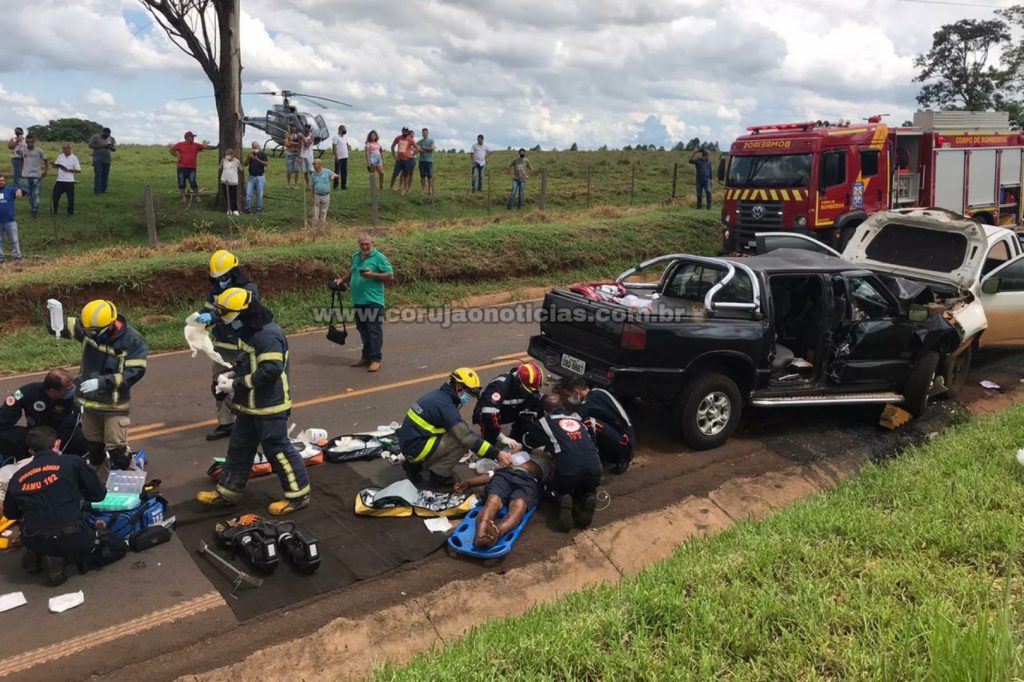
[178,89,352,157]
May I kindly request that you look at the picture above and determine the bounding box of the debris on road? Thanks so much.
[48,590,84,613]
[980,380,1002,390]
[879,405,913,430]
[0,591,27,612]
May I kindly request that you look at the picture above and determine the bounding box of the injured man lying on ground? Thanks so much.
[453,396,559,549]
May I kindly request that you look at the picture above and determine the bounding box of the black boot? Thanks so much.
[402,460,423,483]
[21,549,42,574]
[206,424,233,441]
[556,494,574,532]
[575,493,597,528]
[44,555,68,586]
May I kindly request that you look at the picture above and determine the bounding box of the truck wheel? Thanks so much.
[903,350,940,417]
[942,344,973,400]
[673,373,742,451]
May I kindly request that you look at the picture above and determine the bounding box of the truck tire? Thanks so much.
[673,373,742,451]
[942,344,973,400]
[903,350,940,417]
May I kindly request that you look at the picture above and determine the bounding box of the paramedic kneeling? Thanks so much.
[2,426,125,585]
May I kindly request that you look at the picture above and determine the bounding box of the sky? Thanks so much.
[0,0,1012,150]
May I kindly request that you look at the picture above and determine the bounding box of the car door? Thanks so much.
[755,232,842,257]
[979,254,1024,348]
[832,274,916,386]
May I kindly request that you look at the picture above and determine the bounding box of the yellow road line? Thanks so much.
[128,422,164,433]
[131,356,530,443]
[0,591,226,677]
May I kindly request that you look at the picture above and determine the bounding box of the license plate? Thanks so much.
[560,353,586,375]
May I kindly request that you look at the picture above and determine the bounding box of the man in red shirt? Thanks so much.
[169,131,216,203]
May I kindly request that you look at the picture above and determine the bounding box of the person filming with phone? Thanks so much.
[333,233,395,373]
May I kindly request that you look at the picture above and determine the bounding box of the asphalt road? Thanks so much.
[0,307,1021,681]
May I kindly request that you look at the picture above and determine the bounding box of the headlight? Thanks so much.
[795,216,807,228]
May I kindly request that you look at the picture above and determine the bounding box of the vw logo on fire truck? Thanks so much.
[751,204,766,220]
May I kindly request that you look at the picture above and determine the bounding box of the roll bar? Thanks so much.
[615,254,761,314]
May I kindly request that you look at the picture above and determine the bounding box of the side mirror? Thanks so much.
[982,278,1001,295]
[717,157,726,183]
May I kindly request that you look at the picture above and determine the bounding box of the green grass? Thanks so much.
[4,144,718,259]
[372,406,1024,681]
[0,205,720,373]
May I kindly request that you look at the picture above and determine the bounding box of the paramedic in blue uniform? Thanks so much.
[3,426,125,586]
[190,249,260,442]
[195,288,311,516]
[0,368,87,460]
[472,361,545,445]
[521,408,602,532]
[554,376,635,474]
[399,367,512,487]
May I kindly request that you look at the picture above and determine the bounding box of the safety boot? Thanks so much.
[44,555,68,586]
[205,424,233,441]
[268,495,311,516]
[575,493,597,528]
[21,549,42,574]
[196,488,241,506]
[556,494,574,533]
[367,362,381,373]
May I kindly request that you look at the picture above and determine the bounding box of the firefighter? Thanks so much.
[472,361,545,446]
[195,288,311,516]
[3,426,126,586]
[555,376,635,474]
[53,299,148,470]
[398,367,512,487]
[521,408,602,532]
[0,368,87,461]
[191,249,260,441]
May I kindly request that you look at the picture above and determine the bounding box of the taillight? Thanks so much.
[620,323,646,350]
[606,370,616,381]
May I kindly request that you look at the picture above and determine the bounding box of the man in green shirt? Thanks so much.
[334,234,395,372]
[417,127,436,196]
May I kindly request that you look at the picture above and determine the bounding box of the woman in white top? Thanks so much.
[220,149,242,215]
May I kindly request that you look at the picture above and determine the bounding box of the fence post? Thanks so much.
[144,184,158,247]
[630,163,636,205]
[587,166,592,209]
[539,169,548,211]
[671,162,679,199]
[487,170,492,214]
[370,176,380,226]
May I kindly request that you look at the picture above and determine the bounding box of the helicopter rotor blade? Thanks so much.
[175,95,216,101]
[292,92,353,108]
[294,96,327,110]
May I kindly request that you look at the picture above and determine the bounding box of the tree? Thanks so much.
[140,1,242,206]
[569,142,578,151]
[27,118,102,143]
[598,144,609,152]
[672,141,686,152]
[530,144,542,152]
[914,18,1011,110]
[684,137,701,151]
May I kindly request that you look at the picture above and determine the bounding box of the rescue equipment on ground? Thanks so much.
[197,540,263,596]
[448,503,537,560]
[87,473,174,552]
[326,282,348,346]
[355,478,476,518]
[214,513,321,575]
[206,437,324,480]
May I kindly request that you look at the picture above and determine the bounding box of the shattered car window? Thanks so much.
[665,264,753,304]
[847,277,893,320]
[864,224,967,273]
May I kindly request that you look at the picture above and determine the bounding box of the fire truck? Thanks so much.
[720,111,1024,252]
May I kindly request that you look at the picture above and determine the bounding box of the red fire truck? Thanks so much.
[720,111,1024,252]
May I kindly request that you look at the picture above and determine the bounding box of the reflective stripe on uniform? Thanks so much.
[539,417,561,454]
[78,399,130,411]
[405,408,446,463]
[480,407,500,414]
[284,484,311,499]
[124,359,147,368]
[232,401,292,416]
[256,352,284,362]
[275,452,299,492]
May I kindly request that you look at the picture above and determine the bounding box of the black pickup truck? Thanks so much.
[528,249,962,450]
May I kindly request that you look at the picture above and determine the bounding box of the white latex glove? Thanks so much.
[215,372,236,396]
[79,378,100,394]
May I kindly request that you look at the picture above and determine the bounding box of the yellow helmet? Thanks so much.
[450,367,481,396]
[214,287,252,323]
[81,299,118,330]
[209,249,239,278]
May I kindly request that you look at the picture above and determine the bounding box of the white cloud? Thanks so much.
[85,89,116,107]
[0,0,1005,147]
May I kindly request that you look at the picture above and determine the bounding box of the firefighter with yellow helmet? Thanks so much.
[195,287,311,515]
[54,299,148,470]
[398,367,512,487]
[191,249,260,441]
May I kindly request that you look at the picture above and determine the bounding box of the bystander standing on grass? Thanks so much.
[170,131,215,204]
[8,127,25,189]
[332,125,348,190]
[0,173,24,263]
[365,130,384,191]
[51,143,81,217]
[507,148,533,210]
[470,134,490,192]
[244,141,268,214]
[310,157,338,229]
[418,127,435,196]
[299,123,316,189]
[220,148,242,216]
[284,123,301,189]
[20,136,46,218]
[88,127,116,195]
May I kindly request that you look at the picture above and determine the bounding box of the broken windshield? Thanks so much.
[727,154,811,189]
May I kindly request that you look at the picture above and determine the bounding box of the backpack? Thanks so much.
[88,494,174,551]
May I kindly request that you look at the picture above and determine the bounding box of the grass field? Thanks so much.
[2,144,718,260]
[374,405,1024,681]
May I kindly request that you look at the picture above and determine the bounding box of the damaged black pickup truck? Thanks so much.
[529,247,982,450]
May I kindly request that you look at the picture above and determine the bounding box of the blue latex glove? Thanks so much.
[195,312,213,325]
